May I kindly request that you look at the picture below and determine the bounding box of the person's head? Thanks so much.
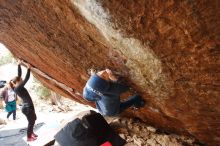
[11,76,22,87]
[7,81,14,89]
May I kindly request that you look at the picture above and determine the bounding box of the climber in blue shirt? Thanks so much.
[83,69,145,116]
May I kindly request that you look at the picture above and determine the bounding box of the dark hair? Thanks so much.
[9,81,14,88]
[11,76,21,84]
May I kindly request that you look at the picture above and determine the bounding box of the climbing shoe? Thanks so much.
[27,136,37,141]
[32,133,38,137]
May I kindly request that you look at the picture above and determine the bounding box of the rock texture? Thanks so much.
[0,0,219,145]
[109,117,199,146]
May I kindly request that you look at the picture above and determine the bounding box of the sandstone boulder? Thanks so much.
[0,0,219,145]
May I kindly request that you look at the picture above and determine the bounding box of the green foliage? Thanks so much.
[0,52,13,66]
[32,78,51,100]
[36,85,51,100]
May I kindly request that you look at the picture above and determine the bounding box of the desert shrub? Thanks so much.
[32,78,51,100]
[0,52,13,66]
[35,85,51,100]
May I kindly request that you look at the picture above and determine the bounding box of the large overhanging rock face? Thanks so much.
[0,0,219,145]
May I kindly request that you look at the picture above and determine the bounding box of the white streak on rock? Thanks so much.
[72,0,174,99]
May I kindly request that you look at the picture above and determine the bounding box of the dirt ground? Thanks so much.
[109,118,200,146]
[1,97,200,146]
[49,99,201,146]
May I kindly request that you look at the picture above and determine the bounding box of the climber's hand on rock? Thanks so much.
[89,68,96,75]
[26,63,32,69]
[17,59,22,65]
[106,69,118,82]
[105,69,112,74]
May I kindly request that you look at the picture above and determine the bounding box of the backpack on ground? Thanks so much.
[54,110,126,146]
